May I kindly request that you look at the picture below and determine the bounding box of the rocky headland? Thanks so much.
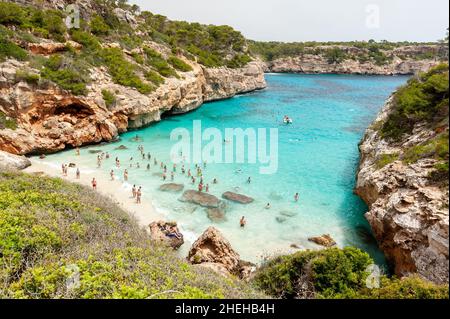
[355,65,449,284]
[264,45,448,75]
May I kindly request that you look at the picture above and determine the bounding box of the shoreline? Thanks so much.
[24,158,167,231]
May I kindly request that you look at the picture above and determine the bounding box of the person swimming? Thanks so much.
[240,216,246,228]
[265,203,271,209]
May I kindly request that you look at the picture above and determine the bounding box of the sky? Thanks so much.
[128,0,449,42]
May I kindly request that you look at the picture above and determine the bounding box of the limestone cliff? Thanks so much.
[355,94,449,284]
[0,57,266,155]
[266,45,448,75]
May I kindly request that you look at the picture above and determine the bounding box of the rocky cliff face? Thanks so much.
[0,56,266,155]
[355,97,449,284]
[266,45,448,75]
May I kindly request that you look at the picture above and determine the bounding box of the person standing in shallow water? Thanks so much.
[124,169,128,181]
[136,187,142,204]
[132,185,136,198]
[91,178,97,190]
[240,216,246,228]
[294,193,299,202]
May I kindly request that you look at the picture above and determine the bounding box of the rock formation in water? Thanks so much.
[264,45,448,75]
[355,65,449,284]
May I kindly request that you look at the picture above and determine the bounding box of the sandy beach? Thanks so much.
[24,158,167,230]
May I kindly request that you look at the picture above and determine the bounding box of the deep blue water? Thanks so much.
[42,73,408,265]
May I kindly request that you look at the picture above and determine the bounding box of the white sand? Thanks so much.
[24,159,166,229]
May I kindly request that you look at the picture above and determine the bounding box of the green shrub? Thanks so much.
[15,70,40,84]
[430,162,449,183]
[402,132,449,164]
[382,64,449,140]
[168,55,193,72]
[376,153,399,169]
[144,70,165,86]
[0,2,25,26]
[144,48,179,78]
[90,14,110,36]
[70,30,101,51]
[360,276,449,299]
[325,48,348,64]
[0,111,17,130]
[253,247,449,299]
[253,247,372,298]
[102,48,153,94]
[41,55,88,96]
[101,89,117,108]
[226,54,252,68]
[0,36,28,62]
[0,171,265,299]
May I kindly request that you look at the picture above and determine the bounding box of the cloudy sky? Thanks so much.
[128,0,448,42]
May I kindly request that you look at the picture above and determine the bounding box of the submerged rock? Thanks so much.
[280,210,297,217]
[159,183,184,193]
[88,150,102,154]
[180,190,221,208]
[308,234,337,247]
[149,221,184,250]
[276,216,287,224]
[222,191,254,204]
[0,151,31,170]
[114,145,128,150]
[207,207,227,223]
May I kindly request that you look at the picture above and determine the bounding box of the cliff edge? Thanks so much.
[355,64,449,284]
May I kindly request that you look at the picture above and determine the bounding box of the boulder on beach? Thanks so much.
[68,163,76,168]
[187,227,256,281]
[180,190,221,208]
[207,207,227,223]
[149,221,184,250]
[222,191,254,204]
[0,150,31,170]
[159,183,184,193]
[308,234,336,247]
[114,145,128,150]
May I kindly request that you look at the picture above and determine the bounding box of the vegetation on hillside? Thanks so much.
[0,170,265,299]
[249,39,444,65]
[378,64,449,181]
[253,247,449,299]
[0,111,17,130]
[0,0,254,97]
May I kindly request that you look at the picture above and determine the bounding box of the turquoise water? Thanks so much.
[41,74,408,266]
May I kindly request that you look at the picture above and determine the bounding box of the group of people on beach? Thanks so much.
[61,140,302,229]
